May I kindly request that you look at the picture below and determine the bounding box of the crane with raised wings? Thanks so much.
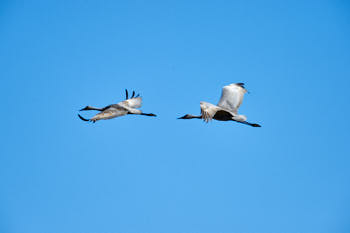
[178,83,261,127]
[78,90,156,123]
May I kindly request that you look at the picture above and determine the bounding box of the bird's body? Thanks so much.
[78,90,156,123]
[178,83,261,127]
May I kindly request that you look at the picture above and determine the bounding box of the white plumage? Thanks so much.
[217,83,247,114]
[78,90,156,123]
[179,83,261,127]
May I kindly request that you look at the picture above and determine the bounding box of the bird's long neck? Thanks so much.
[180,114,202,119]
[141,113,157,117]
[190,114,202,119]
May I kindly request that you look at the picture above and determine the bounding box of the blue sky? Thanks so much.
[1,0,350,233]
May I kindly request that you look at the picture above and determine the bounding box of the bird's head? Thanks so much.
[178,114,190,119]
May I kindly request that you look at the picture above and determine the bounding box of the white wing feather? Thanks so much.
[200,101,221,122]
[118,97,142,109]
[90,106,128,121]
[217,83,247,114]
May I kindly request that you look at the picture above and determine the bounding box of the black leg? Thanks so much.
[78,114,90,122]
[239,121,261,127]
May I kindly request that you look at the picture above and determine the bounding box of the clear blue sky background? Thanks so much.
[1,1,350,233]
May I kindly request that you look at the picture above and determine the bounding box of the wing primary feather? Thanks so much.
[131,91,135,98]
[125,89,129,99]
[236,82,249,93]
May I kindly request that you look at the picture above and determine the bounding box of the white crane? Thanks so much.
[78,90,156,123]
[178,83,261,127]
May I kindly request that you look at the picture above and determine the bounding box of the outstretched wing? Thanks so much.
[119,97,142,109]
[200,101,221,122]
[217,83,247,114]
[90,105,128,122]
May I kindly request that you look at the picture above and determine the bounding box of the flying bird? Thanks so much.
[178,83,261,127]
[78,90,156,123]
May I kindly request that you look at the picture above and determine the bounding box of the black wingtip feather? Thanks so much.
[125,89,129,99]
